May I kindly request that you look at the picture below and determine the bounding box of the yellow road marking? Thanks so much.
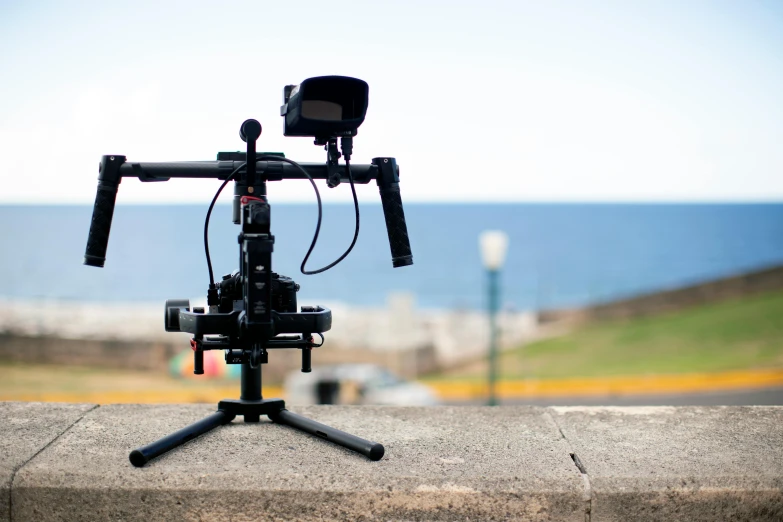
[2,369,781,404]
[0,386,284,404]
[426,368,783,400]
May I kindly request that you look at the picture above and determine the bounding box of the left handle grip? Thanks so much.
[84,155,125,267]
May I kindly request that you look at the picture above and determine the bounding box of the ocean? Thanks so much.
[1,203,782,311]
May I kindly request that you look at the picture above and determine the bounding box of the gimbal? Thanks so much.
[83,77,413,466]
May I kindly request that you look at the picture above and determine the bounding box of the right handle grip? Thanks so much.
[373,157,413,268]
[84,155,125,267]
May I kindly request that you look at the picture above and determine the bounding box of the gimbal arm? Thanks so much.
[84,155,413,269]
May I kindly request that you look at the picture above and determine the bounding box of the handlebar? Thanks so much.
[83,155,413,268]
[119,160,379,183]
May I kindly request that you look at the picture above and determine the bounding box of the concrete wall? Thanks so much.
[0,334,181,373]
[2,403,781,521]
[541,263,783,324]
[0,293,537,377]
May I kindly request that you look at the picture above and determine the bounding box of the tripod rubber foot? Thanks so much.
[368,443,385,461]
[129,449,148,467]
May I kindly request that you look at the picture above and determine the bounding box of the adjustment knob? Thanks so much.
[240,119,262,143]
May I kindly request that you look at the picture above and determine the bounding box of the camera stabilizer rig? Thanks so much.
[83,76,413,466]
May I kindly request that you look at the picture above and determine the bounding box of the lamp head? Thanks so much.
[479,230,509,271]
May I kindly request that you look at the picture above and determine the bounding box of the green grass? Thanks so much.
[428,290,783,382]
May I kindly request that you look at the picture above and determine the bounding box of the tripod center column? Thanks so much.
[240,363,263,402]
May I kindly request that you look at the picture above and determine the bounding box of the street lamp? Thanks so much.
[479,230,509,406]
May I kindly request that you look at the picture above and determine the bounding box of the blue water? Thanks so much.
[1,204,782,310]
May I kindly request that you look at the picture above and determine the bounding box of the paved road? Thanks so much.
[448,387,783,406]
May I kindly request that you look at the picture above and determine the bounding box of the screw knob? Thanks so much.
[240,119,262,143]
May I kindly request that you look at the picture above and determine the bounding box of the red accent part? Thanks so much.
[240,196,265,206]
[190,339,198,351]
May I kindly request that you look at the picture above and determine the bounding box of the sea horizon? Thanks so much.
[2,202,782,311]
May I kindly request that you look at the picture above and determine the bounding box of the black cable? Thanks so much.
[300,158,360,275]
[252,154,358,275]
[204,162,246,286]
[203,153,360,287]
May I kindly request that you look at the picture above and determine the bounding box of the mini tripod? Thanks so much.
[129,363,384,467]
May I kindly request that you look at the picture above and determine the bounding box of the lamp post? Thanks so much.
[479,230,509,407]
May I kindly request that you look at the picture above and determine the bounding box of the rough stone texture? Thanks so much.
[12,404,584,521]
[7,404,783,521]
[551,406,783,522]
[0,402,95,522]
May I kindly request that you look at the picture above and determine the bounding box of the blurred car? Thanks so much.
[284,364,439,406]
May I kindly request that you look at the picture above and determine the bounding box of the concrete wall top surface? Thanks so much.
[2,402,781,521]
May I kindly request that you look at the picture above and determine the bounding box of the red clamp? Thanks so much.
[240,196,265,206]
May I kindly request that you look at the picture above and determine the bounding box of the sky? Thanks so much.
[1,0,782,204]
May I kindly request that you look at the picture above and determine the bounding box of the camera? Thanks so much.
[217,270,299,315]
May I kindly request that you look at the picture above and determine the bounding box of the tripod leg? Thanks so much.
[129,410,234,467]
[270,409,384,461]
